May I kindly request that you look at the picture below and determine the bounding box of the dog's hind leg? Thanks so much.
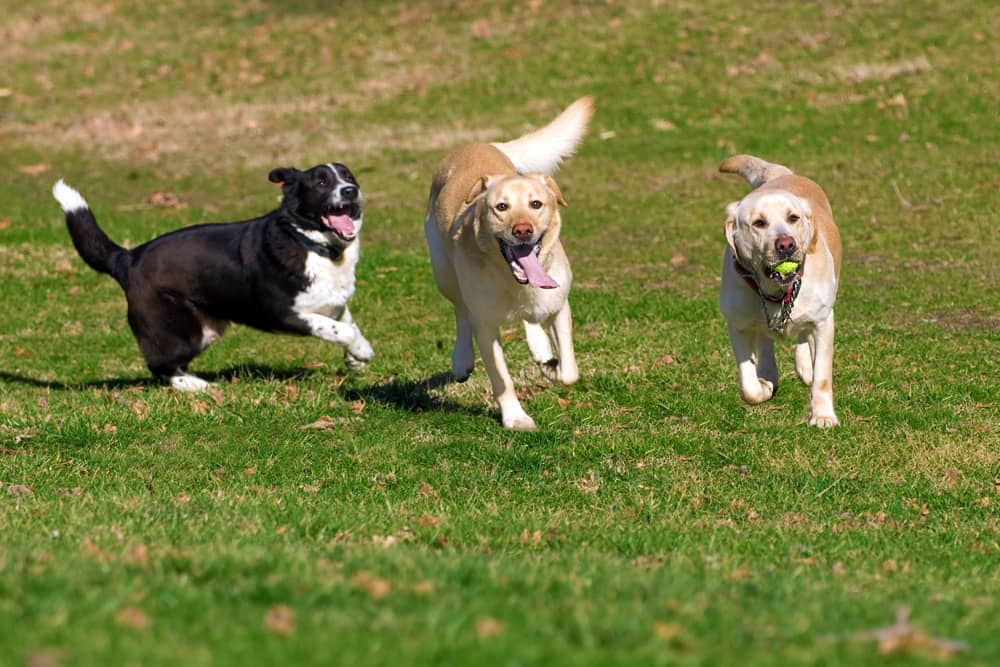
[129,298,212,391]
[795,331,814,386]
[756,334,779,395]
[452,303,475,382]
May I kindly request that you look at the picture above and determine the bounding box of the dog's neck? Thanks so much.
[279,211,345,261]
[733,256,804,332]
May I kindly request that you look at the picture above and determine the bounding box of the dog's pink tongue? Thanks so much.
[323,214,356,238]
[512,245,558,289]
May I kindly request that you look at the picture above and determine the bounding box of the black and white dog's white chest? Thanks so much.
[292,243,360,319]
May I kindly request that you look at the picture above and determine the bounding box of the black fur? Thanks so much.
[56,163,363,383]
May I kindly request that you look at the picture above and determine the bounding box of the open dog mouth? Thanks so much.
[321,203,360,241]
[498,240,558,289]
[766,258,804,284]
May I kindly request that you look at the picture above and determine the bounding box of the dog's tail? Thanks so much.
[52,180,129,287]
[719,154,793,189]
[492,96,594,175]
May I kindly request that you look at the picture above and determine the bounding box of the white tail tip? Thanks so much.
[52,179,89,212]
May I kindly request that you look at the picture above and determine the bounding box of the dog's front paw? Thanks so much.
[808,411,839,428]
[502,412,537,431]
[344,334,374,371]
[740,378,775,405]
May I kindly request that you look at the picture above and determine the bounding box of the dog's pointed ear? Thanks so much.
[268,167,300,186]
[464,175,495,205]
[724,201,740,256]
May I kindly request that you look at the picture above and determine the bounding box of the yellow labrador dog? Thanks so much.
[719,155,842,427]
[425,97,594,430]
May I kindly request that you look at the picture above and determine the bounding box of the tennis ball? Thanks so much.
[773,261,799,275]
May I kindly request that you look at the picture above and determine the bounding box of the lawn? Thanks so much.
[1,1,997,665]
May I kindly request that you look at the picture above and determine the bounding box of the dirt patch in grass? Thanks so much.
[8,94,503,172]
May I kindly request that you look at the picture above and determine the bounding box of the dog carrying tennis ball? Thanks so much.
[773,260,799,276]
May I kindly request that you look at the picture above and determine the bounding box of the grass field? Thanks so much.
[2,1,998,665]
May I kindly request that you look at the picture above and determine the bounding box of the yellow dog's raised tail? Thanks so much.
[492,96,595,176]
[719,154,793,189]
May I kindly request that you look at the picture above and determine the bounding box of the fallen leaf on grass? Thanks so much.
[264,604,295,635]
[841,606,969,658]
[25,650,64,667]
[352,572,391,599]
[123,543,149,569]
[574,470,602,495]
[476,617,504,638]
[6,484,33,495]
[115,607,150,630]
[148,191,187,209]
[411,580,434,594]
[520,529,542,546]
[302,415,347,430]
[0,218,11,230]
[654,621,682,641]
[18,163,50,175]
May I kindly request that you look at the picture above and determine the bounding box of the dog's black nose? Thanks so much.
[340,186,359,201]
[775,235,797,257]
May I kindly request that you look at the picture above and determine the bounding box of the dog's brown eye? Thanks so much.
[496,202,509,212]
[752,219,767,228]
[529,200,543,209]
[788,214,799,223]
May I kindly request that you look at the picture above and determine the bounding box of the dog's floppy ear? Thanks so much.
[542,174,568,207]
[268,167,301,186]
[724,201,740,256]
[527,173,568,207]
[464,175,495,205]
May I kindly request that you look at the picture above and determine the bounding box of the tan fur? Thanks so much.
[424,98,593,431]
[718,154,843,428]
[755,175,842,276]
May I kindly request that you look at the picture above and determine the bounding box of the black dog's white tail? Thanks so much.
[492,96,595,176]
[52,180,129,287]
[719,154,793,189]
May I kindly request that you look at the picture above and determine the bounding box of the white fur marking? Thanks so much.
[52,180,89,212]
[170,373,210,392]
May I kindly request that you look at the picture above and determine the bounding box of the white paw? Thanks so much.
[502,412,537,431]
[808,412,840,428]
[169,373,210,392]
[740,378,775,405]
[345,333,374,370]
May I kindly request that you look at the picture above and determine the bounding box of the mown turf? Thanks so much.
[1,1,998,665]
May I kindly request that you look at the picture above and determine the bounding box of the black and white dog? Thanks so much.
[52,163,373,390]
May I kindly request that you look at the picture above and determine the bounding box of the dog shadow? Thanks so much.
[0,367,486,418]
[0,364,319,392]
[345,371,486,417]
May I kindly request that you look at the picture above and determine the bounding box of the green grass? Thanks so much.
[2,0,998,665]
